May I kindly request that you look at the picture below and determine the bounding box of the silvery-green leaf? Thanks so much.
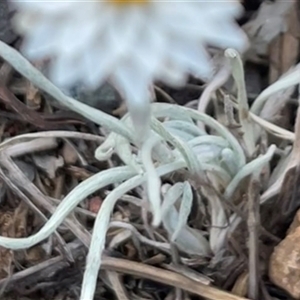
[188,135,229,149]
[220,148,239,176]
[163,206,210,256]
[141,135,162,226]
[171,182,193,242]
[164,127,195,142]
[161,182,184,218]
[152,108,194,123]
[193,144,224,163]
[163,120,206,138]
[152,141,175,164]
[211,213,241,254]
[151,117,203,176]
[268,146,291,187]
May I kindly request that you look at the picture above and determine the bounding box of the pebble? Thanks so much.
[269,210,300,299]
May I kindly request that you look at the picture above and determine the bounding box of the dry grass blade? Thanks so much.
[261,100,300,204]
[197,63,231,130]
[219,89,295,141]
[106,271,130,300]
[102,256,250,300]
[277,163,300,218]
[247,176,260,300]
[249,112,295,141]
[251,64,300,114]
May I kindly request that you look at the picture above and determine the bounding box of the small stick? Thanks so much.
[247,177,260,300]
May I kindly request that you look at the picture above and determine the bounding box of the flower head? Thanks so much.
[11,0,248,138]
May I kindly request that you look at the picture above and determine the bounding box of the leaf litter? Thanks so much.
[0,1,298,300]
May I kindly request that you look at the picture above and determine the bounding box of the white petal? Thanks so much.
[112,61,152,139]
[106,7,143,59]
[21,20,57,59]
[164,38,212,79]
[156,61,187,87]
[50,54,83,87]
[131,23,166,75]
[14,0,248,109]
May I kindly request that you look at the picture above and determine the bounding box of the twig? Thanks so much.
[247,177,260,300]
[106,271,130,300]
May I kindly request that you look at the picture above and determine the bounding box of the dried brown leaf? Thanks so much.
[26,80,41,110]
[61,142,78,165]
[32,154,64,179]
[268,0,300,83]
[0,212,13,279]
[13,201,29,239]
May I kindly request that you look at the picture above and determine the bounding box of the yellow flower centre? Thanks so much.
[109,0,148,5]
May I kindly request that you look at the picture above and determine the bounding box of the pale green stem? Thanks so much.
[163,127,195,141]
[225,48,255,156]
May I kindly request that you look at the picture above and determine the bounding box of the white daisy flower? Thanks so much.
[11,0,248,137]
